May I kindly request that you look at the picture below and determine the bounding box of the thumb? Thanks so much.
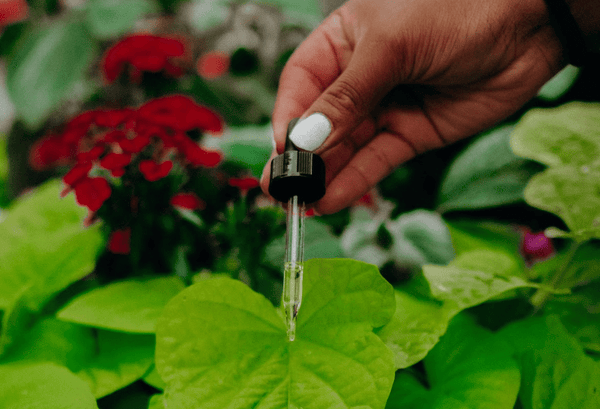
[288,40,398,152]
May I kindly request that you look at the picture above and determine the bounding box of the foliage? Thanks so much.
[1,0,599,407]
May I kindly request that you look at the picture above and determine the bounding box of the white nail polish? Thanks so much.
[289,113,332,151]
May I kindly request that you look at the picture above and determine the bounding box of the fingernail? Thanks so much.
[289,113,332,151]
[268,125,276,150]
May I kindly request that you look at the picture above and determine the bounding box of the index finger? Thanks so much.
[272,12,353,152]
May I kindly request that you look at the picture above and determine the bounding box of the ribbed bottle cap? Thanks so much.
[268,118,326,204]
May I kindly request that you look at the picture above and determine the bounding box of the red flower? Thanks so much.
[100,153,131,170]
[139,160,173,181]
[77,145,105,163]
[101,34,186,83]
[108,228,131,254]
[170,193,205,210]
[174,133,222,167]
[74,177,112,212]
[95,109,135,128]
[197,51,230,79]
[29,135,72,170]
[137,95,222,133]
[119,135,150,153]
[0,0,28,26]
[62,110,99,144]
[521,229,555,261]
[63,162,93,187]
[229,177,260,191]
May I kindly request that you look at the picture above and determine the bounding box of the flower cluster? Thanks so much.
[101,34,188,83]
[30,94,223,216]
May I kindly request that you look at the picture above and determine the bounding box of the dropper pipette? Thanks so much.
[269,118,326,341]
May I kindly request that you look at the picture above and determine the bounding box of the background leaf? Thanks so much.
[264,217,343,268]
[446,220,523,258]
[58,276,185,333]
[537,65,580,101]
[510,102,600,241]
[0,363,98,409]
[0,317,155,398]
[498,315,600,409]
[155,258,395,409]
[438,125,542,212]
[6,18,96,128]
[85,0,158,39]
[386,314,520,409]
[423,249,539,312]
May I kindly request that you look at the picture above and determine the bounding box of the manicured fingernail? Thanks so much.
[269,125,276,150]
[289,113,332,151]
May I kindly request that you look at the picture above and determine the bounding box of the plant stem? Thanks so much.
[530,240,581,310]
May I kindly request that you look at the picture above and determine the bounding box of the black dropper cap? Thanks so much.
[269,118,326,204]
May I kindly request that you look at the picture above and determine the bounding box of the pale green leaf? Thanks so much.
[386,314,520,409]
[423,250,539,312]
[0,363,98,409]
[58,277,185,333]
[0,318,154,398]
[510,102,600,241]
[155,258,396,409]
[446,220,523,257]
[7,19,96,128]
[0,180,103,313]
[376,290,451,370]
[86,0,158,39]
[148,394,166,409]
[438,125,541,212]
[143,366,166,390]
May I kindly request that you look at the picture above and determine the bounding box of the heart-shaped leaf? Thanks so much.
[510,102,600,242]
[386,314,520,409]
[0,363,98,409]
[58,277,185,333]
[155,258,396,409]
[438,125,542,212]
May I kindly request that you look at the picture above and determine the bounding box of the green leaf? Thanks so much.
[545,280,600,353]
[376,290,451,370]
[155,258,396,409]
[438,125,542,212]
[143,366,166,390]
[528,241,600,285]
[264,217,343,268]
[148,394,166,409]
[58,276,185,333]
[537,65,580,101]
[386,314,520,409]
[423,250,539,312]
[0,180,103,311]
[498,315,600,409]
[510,102,600,241]
[0,136,9,207]
[76,330,155,398]
[6,19,96,128]
[446,220,523,257]
[0,363,98,409]
[0,317,155,398]
[86,0,158,39]
[341,208,454,269]
[182,0,230,31]
[204,123,273,177]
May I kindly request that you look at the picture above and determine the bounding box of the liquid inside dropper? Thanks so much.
[283,261,303,341]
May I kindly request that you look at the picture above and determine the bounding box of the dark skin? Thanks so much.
[261,0,565,214]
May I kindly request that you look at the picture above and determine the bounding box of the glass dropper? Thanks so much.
[268,118,326,342]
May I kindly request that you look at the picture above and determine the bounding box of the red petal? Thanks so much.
[29,136,72,170]
[119,135,150,153]
[74,177,112,212]
[95,109,135,128]
[0,0,29,26]
[100,153,131,170]
[197,52,230,79]
[139,160,173,181]
[170,193,205,210]
[108,228,131,254]
[229,177,260,191]
[64,162,93,187]
[77,145,105,163]
[130,54,166,72]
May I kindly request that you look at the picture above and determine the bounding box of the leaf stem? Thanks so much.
[530,240,581,310]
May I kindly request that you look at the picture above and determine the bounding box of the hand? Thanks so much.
[261,0,565,214]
